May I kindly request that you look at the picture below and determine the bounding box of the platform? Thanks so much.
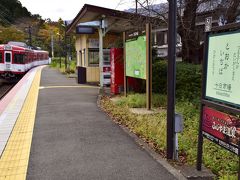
[0,66,182,180]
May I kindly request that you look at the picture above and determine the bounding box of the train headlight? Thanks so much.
[4,45,12,50]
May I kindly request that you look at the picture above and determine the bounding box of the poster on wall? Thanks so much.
[126,35,146,79]
[202,106,240,155]
[205,30,240,107]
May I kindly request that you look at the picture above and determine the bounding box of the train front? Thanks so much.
[0,44,28,80]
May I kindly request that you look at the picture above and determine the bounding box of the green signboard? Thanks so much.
[126,35,146,79]
[206,31,240,107]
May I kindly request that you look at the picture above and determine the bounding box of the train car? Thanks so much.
[0,42,49,79]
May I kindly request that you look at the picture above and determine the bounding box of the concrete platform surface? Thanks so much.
[0,66,43,179]
[27,67,178,180]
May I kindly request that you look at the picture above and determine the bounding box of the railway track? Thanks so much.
[0,83,15,100]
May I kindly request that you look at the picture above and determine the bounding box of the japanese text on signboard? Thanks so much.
[206,31,240,107]
[202,107,240,155]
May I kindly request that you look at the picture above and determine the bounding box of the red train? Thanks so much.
[0,41,50,79]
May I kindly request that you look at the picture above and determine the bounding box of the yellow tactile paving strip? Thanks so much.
[39,85,99,89]
[0,68,42,180]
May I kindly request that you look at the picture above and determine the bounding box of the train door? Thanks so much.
[0,50,3,63]
[4,51,12,70]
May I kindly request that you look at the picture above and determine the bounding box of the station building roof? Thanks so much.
[66,4,162,35]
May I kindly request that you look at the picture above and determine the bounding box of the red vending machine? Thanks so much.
[110,48,124,94]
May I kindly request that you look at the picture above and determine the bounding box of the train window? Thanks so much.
[0,52,2,63]
[27,54,30,62]
[5,53,11,62]
[14,54,24,64]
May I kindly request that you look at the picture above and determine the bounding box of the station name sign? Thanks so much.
[126,30,145,41]
[76,26,95,34]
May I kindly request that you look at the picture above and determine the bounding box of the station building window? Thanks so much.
[82,49,86,66]
[14,54,25,64]
[88,48,99,66]
[156,32,165,46]
[79,50,82,66]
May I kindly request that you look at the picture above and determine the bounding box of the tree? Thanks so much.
[177,0,199,63]
[134,0,240,63]
[177,0,240,63]
[218,0,240,23]
[0,0,31,26]
[0,0,65,54]
[0,25,26,44]
[56,18,65,57]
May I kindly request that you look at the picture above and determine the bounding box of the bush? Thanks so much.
[101,61,239,178]
[152,61,202,103]
[115,93,167,108]
[50,57,76,74]
[50,58,59,68]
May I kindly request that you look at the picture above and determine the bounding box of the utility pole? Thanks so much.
[51,31,54,58]
[57,32,61,68]
[135,0,138,14]
[167,0,177,160]
[68,36,72,66]
[64,21,67,71]
[28,26,32,46]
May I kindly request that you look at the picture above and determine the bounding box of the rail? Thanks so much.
[0,83,15,100]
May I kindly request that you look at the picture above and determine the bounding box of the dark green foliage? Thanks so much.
[152,60,168,94]
[116,93,167,108]
[0,26,26,44]
[152,60,202,104]
[50,57,77,74]
[101,60,239,178]
[0,0,31,25]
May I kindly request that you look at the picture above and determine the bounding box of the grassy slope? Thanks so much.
[50,57,76,74]
[100,94,239,179]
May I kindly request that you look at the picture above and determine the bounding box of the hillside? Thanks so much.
[0,0,66,54]
[0,0,31,26]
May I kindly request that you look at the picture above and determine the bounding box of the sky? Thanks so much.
[18,0,166,21]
